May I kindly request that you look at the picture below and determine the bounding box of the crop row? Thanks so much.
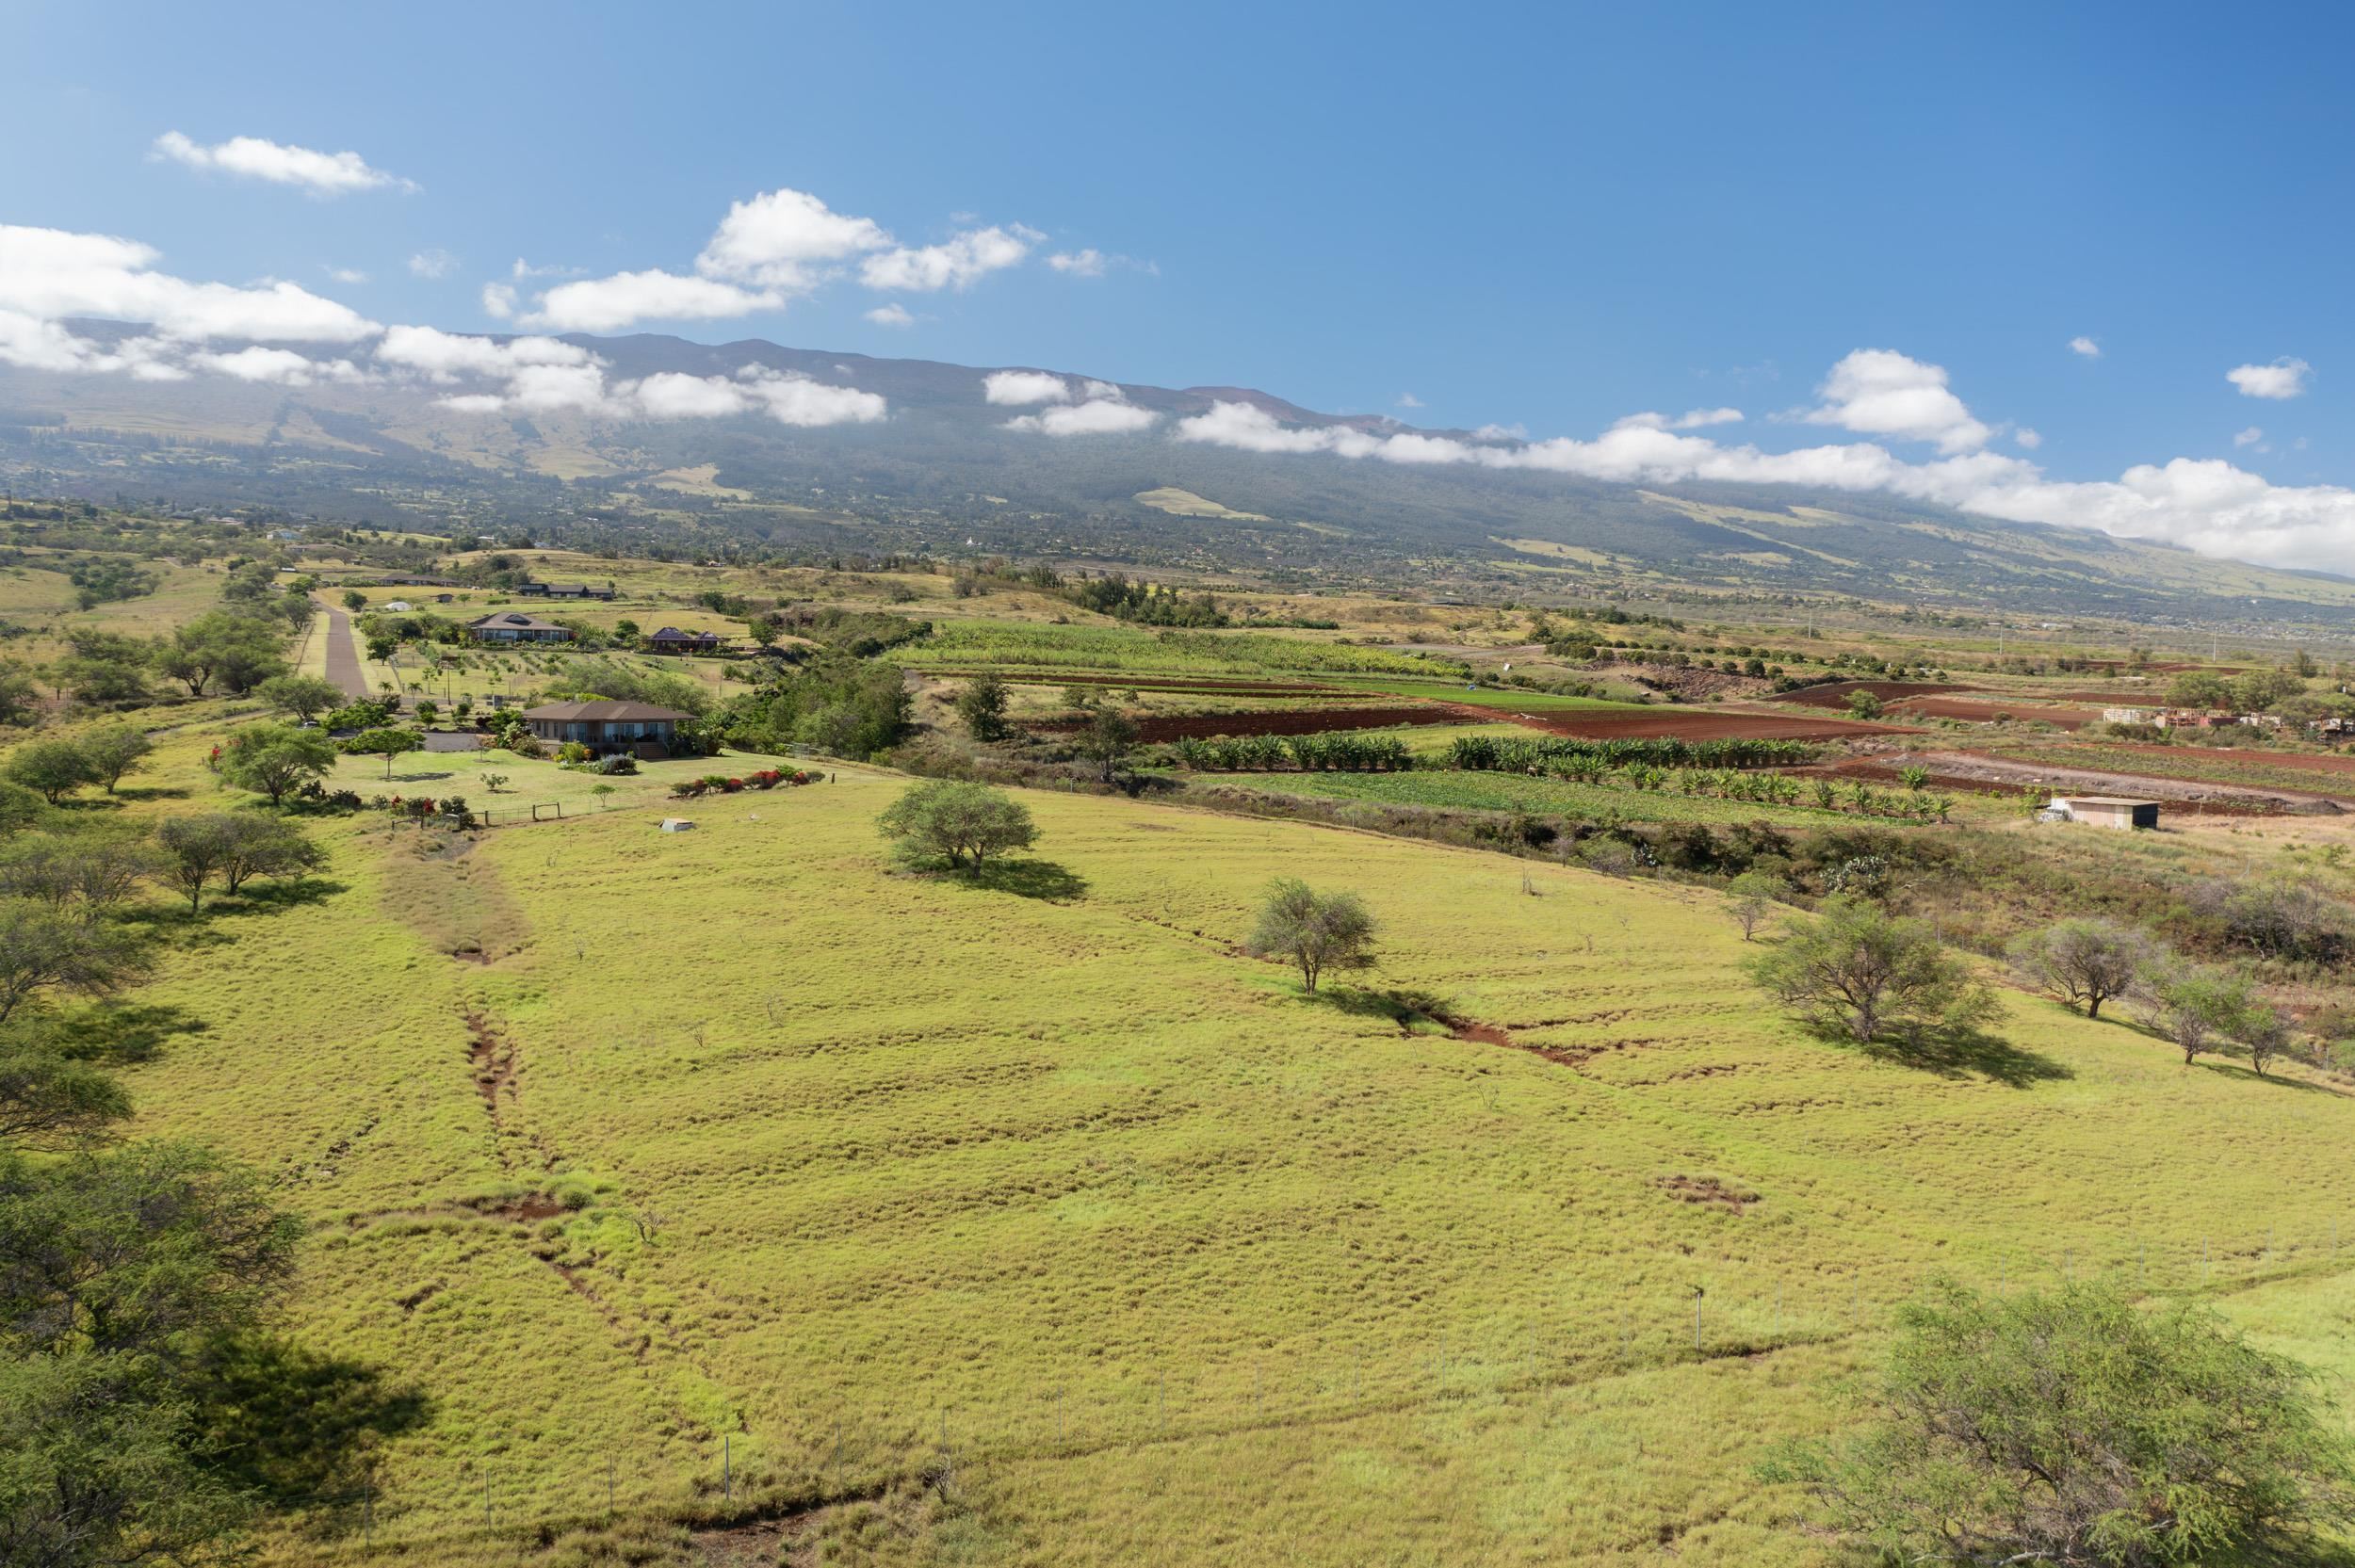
[1446,735,1817,771]
[1172,733,1414,771]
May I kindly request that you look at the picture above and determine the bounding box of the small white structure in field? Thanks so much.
[659,818,697,832]
[382,600,413,613]
[2047,795,2159,830]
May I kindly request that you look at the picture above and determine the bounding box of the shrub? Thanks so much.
[595,753,637,775]
[1766,1278,2355,1567]
[1243,878,1377,994]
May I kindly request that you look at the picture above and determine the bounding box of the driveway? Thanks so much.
[316,600,371,699]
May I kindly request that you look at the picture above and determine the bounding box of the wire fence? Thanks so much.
[263,1219,2355,1558]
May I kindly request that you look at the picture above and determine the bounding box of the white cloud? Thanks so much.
[627,371,755,420]
[2228,358,2311,399]
[408,249,459,280]
[480,283,516,320]
[437,394,508,414]
[1471,422,1526,443]
[1005,400,1158,436]
[734,367,887,427]
[865,303,915,328]
[152,131,416,196]
[373,325,592,380]
[516,269,783,333]
[1396,392,1424,409]
[188,346,367,385]
[2070,336,2101,358]
[1614,407,1744,432]
[860,225,1036,292]
[983,370,1071,406]
[1803,348,1990,453]
[325,267,368,284]
[1048,249,1106,278]
[510,257,584,280]
[2233,426,2266,448]
[697,187,891,290]
[0,224,379,349]
[2014,427,2043,450]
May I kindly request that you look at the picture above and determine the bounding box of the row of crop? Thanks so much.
[1172,734,1414,771]
[1446,735,1817,771]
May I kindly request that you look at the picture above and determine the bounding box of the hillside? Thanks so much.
[4,331,2353,628]
[73,726,2355,1565]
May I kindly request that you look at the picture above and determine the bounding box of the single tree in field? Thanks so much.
[215,815,324,899]
[256,673,342,724]
[0,896,149,1020]
[77,723,154,794]
[346,726,423,781]
[5,738,98,804]
[957,672,1012,742]
[1765,1278,2355,1567]
[876,780,1039,875]
[1080,705,1141,784]
[218,723,338,806]
[1246,878,1377,994]
[1746,897,1996,1045]
[1724,869,1787,942]
[2006,918,2152,1020]
[2139,961,2263,1065]
[155,814,237,912]
[2243,1004,2292,1077]
[1845,689,1885,719]
[341,589,367,610]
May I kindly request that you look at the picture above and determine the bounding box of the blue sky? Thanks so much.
[8,1,2355,568]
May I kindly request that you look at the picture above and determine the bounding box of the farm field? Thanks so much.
[1211,765,1901,828]
[895,621,1469,678]
[91,733,2355,1566]
[1974,738,2355,800]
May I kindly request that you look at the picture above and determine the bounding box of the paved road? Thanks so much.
[317,601,371,698]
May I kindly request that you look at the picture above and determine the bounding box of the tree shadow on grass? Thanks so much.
[2196,1059,2350,1095]
[1298,984,1456,1034]
[110,784,190,802]
[193,1334,433,1529]
[953,857,1089,901]
[20,1000,207,1066]
[1851,1024,2072,1088]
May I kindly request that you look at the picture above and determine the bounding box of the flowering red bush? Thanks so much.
[721,777,745,793]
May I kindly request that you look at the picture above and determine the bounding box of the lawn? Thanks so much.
[83,737,2355,1565]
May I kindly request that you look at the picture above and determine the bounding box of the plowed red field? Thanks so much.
[1455,706,1908,741]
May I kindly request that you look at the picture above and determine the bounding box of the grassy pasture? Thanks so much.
[84,736,2355,1565]
[1210,768,1883,829]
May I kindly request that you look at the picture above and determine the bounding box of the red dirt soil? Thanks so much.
[1457,705,1910,741]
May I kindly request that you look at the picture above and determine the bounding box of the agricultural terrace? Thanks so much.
[73,729,2355,1566]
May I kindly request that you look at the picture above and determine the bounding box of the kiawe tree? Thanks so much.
[4,739,98,805]
[218,723,337,805]
[876,780,1038,875]
[345,727,423,781]
[255,673,342,724]
[1746,897,1997,1045]
[957,672,1012,742]
[1245,878,1377,994]
[77,723,154,795]
[2007,917,2152,1019]
[1766,1278,2355,1567]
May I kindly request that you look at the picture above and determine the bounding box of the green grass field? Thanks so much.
[78,725,2355,1566]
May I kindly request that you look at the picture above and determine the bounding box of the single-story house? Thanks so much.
[530,582,618,601]
[2047,795,2160,830]
[645,626,722,654]
[518,700,690,757]
[514,582,551,596]
[467,611,573,644]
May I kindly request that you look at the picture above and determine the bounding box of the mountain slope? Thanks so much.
[1,329,2347,626]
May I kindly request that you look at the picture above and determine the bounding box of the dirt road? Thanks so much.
[317,601,370,698]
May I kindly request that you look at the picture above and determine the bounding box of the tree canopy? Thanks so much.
[1245,878,1377,994]
[1746,897,1997,1045]
[876,780,1038,875]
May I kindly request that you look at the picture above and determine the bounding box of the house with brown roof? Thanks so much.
[644,626,722,654]
[518,700,691,757]
[468,611,573,644]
